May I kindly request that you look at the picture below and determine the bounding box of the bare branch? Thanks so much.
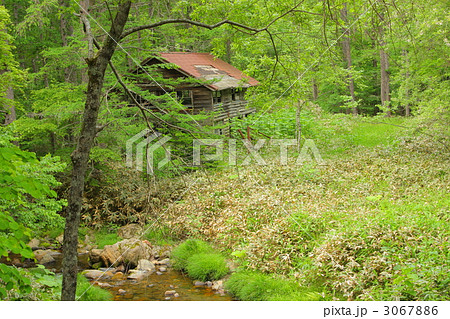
[120,19,265,40]
[120,3,308,40]
[291,10,322,16]
[95,37,200,137]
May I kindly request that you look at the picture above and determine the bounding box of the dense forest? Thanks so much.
[0,0,448,302]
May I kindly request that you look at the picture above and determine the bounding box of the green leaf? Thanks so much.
[8,221,19,231]
[0,287,6,299]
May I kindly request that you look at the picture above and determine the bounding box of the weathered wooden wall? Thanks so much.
[130,58,256,134]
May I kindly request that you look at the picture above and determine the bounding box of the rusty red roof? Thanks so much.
[155,52,259,90]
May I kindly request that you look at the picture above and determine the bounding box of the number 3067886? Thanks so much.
[383,306,438,316]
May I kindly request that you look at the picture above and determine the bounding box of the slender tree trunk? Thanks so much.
[311,78,318,101]
[340,3,357,115]
[380,44,390,116]
[61,0,132,301]
[295,99,304,152]
[59,0,74,82]
[79,0,91,84]
[402,49,410,116]
[1,12,16,125]
[2,80,15,125]
[225,38,232,63]
[378,13,391,117]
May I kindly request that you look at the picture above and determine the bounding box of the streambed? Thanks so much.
[91,268,232,301]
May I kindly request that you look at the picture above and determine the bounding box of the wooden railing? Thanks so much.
[213,101,256,121]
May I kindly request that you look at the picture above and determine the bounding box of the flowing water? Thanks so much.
[2,250,233,301]
[93,269,233,301]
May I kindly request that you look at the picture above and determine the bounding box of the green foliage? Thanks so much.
[0,263,32,300]
[76,274,113,301]
[231,105,316,139]
[93,228,122,249]
[171,239,214,270]
[0,211,33,259]
[143,225,177,245]
[0,5,27,122]
[29,265,60,288]
[0,127,65,299]
[186,253,229,281]
[225,271,323,301]
[0,127,66,231]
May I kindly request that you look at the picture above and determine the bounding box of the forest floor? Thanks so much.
[148,114,449,301]
[22,114,448,301]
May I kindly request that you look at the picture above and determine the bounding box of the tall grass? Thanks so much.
[171,239,214,270]
[186,253,229,281]
[76,274,113,301]
[171,239,229,281]
[225,271,324,301]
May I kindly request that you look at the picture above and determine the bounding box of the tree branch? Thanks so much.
[96,37,200,137]
[120,19,265,40]
[120,2,308,40]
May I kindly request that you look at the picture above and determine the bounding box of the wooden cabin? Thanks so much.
[130,52,259,133]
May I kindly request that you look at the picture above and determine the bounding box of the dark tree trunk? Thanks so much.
[61,0,132,301]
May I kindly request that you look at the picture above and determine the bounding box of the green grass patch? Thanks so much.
[312,114,406,157]
[76,274,113,301]
[225,271,324,301]
[347,117,405,148]
[171,239,214,270]
[93,228,122,249]
[186,253,229,281]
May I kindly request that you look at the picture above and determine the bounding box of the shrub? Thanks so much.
[171,239,214,270]
[225,271,323,301]
[186,253,229,281]
[76,275,113,301]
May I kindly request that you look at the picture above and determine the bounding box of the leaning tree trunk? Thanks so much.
[61,0,132,301]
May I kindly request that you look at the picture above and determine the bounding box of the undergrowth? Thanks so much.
[93,228,122,249]
[225,271,325,301]
[76,274,113,301]
[75,112,448,301]
[155,114,449,300]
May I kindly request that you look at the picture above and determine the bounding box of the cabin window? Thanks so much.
[231,89,240,101]
[213,91,222,104]
[176,90,192,105]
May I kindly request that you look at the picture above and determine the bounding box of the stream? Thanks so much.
[1,251,233,301]
[92,268,232,301]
